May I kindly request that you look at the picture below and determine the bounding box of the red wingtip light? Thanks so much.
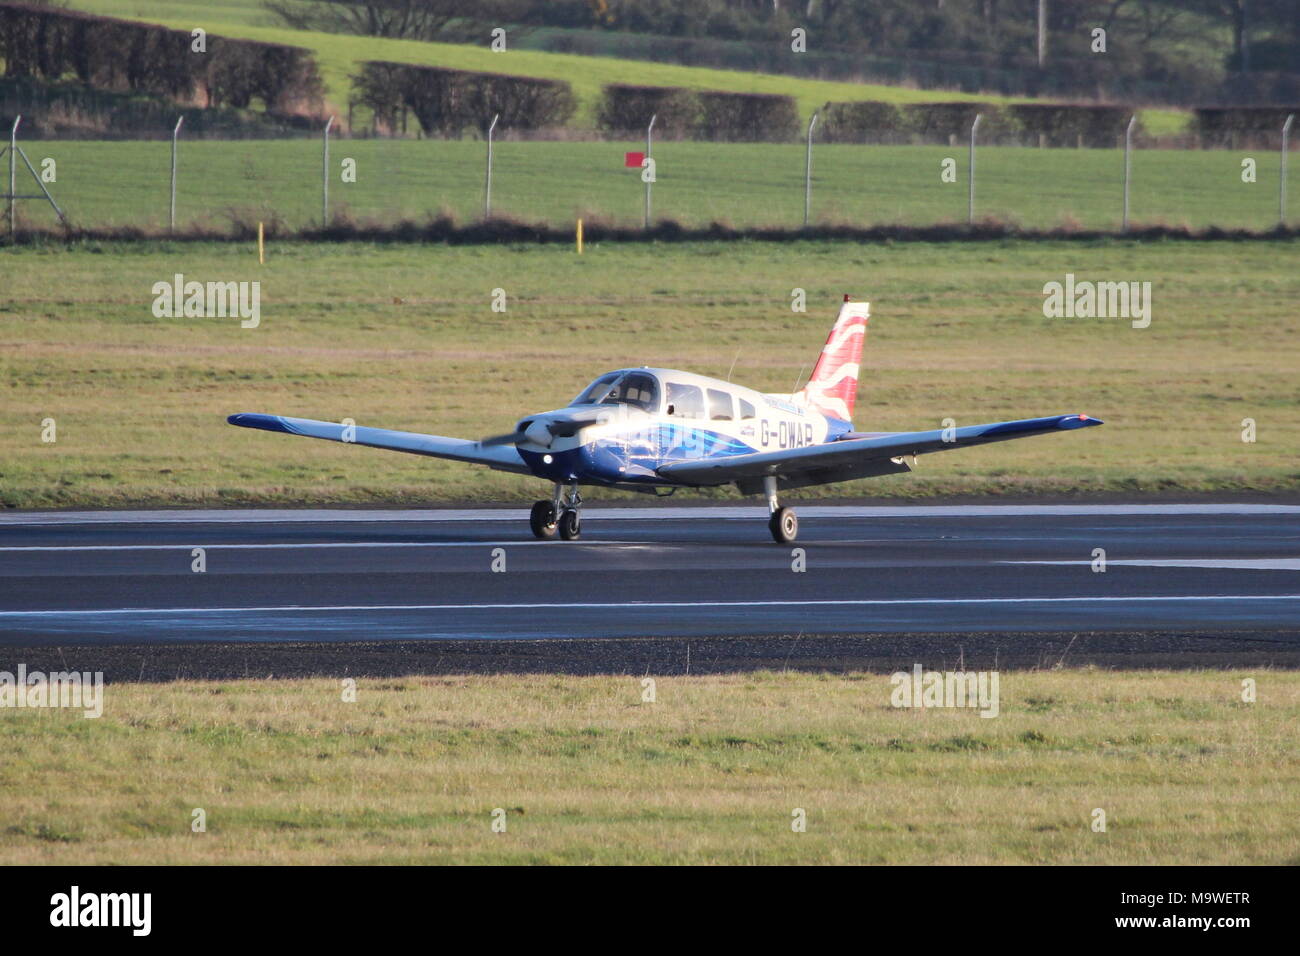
[844,294,851,301]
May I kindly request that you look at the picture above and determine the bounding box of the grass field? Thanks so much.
[1,669,1295,864]
[12,139,1298,233]
[2,238,1296,508]
[69,0,1189,135]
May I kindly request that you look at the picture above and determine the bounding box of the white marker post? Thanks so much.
[1123,114,1136,232]
[484,113,499,219]
[804,110,818,227]
[322,115,334,227]
[169,115,183,232]
[968,113,982,226]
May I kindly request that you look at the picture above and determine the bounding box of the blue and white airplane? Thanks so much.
[229,297,1102,543]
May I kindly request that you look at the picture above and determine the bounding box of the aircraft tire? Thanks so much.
[530,500,558,539]
[559,508,582,541]
[769,507,798,544]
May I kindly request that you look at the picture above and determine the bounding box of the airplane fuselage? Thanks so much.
[512,367,853,490]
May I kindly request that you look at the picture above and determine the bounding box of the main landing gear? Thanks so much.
[530,484,583,541]
[764,475,798,544]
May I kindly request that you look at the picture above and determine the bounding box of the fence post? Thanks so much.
[1281,114,1294,227]
[322,115,334,227]
[484,113,499,219]
[169,115,183,233]
[644,113,657,229]
[968,113,981,226]
[804,110,819,228]
[8,115,18,236]
[1123,114,1136,232]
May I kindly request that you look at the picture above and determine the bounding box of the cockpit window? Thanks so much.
[571,372,659,412]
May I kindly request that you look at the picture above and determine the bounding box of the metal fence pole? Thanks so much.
[484,113,499,219]
[322,115,334,227]
[644,113,656,229]
[8,115,18,236]
[968,113,981,226]
[1281,114,1294,227]
[169,115,183,232]
[1123,114,1136,232]
[804,110,819,227]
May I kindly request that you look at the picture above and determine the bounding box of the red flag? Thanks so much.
[624,151,645,168]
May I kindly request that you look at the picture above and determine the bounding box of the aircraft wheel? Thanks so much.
[769,507,798,544]
[529,500,558,539]
[559,508,582,541]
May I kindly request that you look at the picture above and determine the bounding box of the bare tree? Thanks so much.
[264,0,528,42]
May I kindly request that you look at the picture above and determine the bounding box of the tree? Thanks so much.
[264,0,530,42]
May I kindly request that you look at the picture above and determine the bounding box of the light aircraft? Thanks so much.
[229,297,1102,543]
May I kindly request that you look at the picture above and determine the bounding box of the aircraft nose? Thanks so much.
[523,419,554,447]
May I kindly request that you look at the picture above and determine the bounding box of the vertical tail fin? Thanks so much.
[796,296,868,422]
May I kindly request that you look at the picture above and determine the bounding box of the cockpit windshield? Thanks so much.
[570,371,660,412]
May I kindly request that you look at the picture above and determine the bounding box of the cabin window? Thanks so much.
[738,399,757,420]
[665,382,705,419]
[707,389,735,421]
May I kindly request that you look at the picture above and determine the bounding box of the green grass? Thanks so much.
[70,0,1189,134]
[1,670,1295,863]
[15,139,1298,233]
[1,238,1296,508]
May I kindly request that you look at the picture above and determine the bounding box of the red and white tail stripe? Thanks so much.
[797,296,869,422]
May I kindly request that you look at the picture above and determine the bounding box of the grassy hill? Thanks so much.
[70,0,1188,135]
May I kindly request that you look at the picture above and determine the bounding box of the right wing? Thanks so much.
[657,414,1102,493]
[227,413,532,475]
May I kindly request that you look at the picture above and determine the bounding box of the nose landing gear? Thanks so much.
[764,475,798,544]
[531,483,583,541]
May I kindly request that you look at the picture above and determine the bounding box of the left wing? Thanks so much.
[657,413,1102,493]
[227,413,532,474]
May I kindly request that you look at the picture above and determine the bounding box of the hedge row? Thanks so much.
[1193,107,1298,147]
[0,76,326,139]
[0,2,322,112]
[596,84,799,142]
[352,61,576,136]
[821,100,1136,147]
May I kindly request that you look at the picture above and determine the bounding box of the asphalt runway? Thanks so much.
[1,504,1297,673]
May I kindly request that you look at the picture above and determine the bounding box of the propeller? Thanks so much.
[477,409,613,448]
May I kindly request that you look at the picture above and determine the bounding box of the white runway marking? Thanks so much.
[2,503,1298,526]
[3,594,1298,617]
[0,541,650,553]
[1008,558,1300,571]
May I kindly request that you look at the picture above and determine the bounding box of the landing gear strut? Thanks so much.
[764,475,798,544]
[532,483,582,541]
